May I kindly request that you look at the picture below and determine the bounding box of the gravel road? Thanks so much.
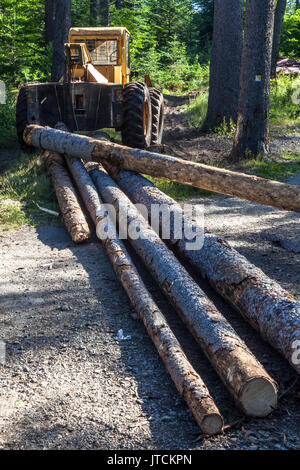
[0,191,299,449]
[0,95,299,450]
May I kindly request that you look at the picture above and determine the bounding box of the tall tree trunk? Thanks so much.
[100,0,110,26]
[271,0,287,78]
[45,0,56,45]
[91,0,100,24]
[51,0,71,82]
[203,0,243,130]
[231,0,276,161]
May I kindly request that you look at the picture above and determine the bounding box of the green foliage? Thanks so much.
[185,91,208,127]
[0,0,214,93]
[237,153,300,181]
[185,75,300,134]
[0,0,50,85]
[149,40,209,92]
[110,1,211,92]
[212,118,236,136]
[72,0,92,27]
[185,93,236,136]
[145,0,194,51]
[281,10,300,59]
[270,75,300,129]
[0,90,17,148]
[0,151,59,230]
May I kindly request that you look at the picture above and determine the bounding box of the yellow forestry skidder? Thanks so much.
[16,27,164,150]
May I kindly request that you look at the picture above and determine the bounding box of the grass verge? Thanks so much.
[146,176,213,200]
[0,151,60,231]
[230,152,300,181]
[185,75,300,135]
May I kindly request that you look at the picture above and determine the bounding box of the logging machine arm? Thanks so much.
[64,43,108,84]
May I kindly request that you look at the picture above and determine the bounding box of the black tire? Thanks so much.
[16,86,33,152]
[121,81,152,149]
[149,87,164,145]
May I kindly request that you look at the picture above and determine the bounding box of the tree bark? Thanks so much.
[88,163,278,417]
[23,126,300,213]
[43,123,91,243]
[100,0,110,26]
[45,0,56,45]
[231,0,276,160]
[105,166,300,376]
[51,0,71,82]
[203,0,243,129]
[91,0,100,24]
[271,0,287,78]
[44,151,91,243]
[64,157,224,435]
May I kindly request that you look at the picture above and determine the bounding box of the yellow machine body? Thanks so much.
[68,27,131,86]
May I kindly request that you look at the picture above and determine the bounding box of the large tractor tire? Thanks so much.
[121,81,152,149]
[16,85,33,152]
[149,87,164,145]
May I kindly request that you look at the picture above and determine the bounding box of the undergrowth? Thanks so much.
[0,151,59,230]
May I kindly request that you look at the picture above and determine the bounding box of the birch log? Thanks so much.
[65,157,224,435]
[24,125,300,212]
[87,162,278,417]
[44,150,91,244]
[104,167,300,376]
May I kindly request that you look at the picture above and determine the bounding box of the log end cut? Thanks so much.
[240,377,278,417]
[200,413,224,436]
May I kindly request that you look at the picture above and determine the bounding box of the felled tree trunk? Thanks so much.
[64,157,224,435]
[23,126,300,213]
[44,150,91,243]
[106,167,300,376]
[88,163,278,417]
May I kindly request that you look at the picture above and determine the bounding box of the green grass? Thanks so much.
[146,176,213,200]
[0,92,18,149]
[0,151,60,231]
[184,92,208,128]
[184,75,300,135]
[233,152,300,181]
[270,75,300,133]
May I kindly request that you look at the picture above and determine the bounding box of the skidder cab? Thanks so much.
[16,27,164,150]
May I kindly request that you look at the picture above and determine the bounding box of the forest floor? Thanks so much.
[163,93,300,166]
[0,95,299,450]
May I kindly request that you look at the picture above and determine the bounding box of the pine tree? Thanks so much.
[271,0,287,77]
[203,0,243,130]
[231,0,276,161]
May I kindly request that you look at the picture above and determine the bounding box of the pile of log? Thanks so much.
[24,124,300,435]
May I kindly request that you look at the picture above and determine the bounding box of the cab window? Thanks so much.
[76,39,118,65]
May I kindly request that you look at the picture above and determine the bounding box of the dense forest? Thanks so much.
[0,0,299,89]
[0,0,299,155]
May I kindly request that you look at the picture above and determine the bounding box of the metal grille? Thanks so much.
[75,39,118,65]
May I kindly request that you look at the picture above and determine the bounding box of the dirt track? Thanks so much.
[0,97,299,450]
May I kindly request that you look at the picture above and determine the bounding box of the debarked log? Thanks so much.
[106,168,300,376]
[88,162,278,417]
[24,125,300,212]
[44,149,91,244]
[65,157,224,435]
